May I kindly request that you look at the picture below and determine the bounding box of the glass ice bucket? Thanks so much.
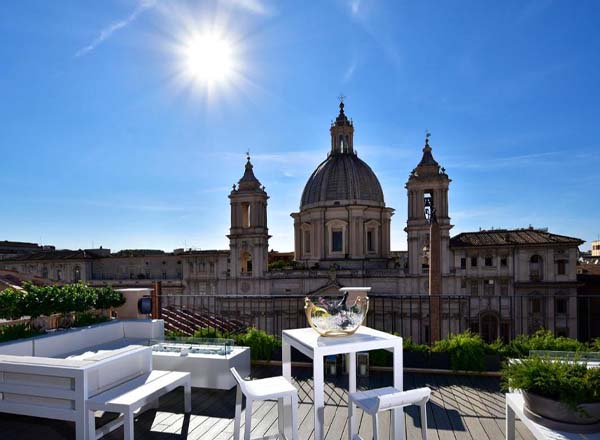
[305,287,370,337]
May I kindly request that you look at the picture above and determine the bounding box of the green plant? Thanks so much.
[433,330,486,371]
[0,288,25,320]
[73,312,109,327]
[94,287,126,310]
[404,337,430,353]
[193,326,228,339]
[165,329,188,339]
[507,329,587,358]
[0,322,43,343]
[501,355,600,412]
[235,328,281,361]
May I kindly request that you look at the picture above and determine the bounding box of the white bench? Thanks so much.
[87,370,191,440]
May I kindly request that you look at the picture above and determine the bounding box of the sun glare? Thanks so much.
[184,33,234,85]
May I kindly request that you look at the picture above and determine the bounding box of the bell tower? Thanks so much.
[405,134,452,277]
[228,154,270,280]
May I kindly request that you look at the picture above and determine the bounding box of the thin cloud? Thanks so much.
[349,0,362,16]
[227,0,271,15]
[75,0,157,57]
[343,59,357,83]
[448,151,564,170]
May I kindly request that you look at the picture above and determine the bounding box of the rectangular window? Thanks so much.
[210,262,215,272]
[485,256,493,267]
[460,278,467,289]
[556,298,567,314]
[500,257,508,267]
[460,258,466,269]
[162,271,167,280]
[557,260,566,275]
[484,279,494,295]
[470,280,479,295]
[367,230,374,252]
[531,298,541,314]
[332,230,343,253]
[471,256,478,267]
[304,230,311,254]
[500,279,509,296]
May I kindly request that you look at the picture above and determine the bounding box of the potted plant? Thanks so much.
[502,355,600,428]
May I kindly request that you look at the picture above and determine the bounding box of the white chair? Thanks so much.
[348,386,431,440]
[230,367,299,440]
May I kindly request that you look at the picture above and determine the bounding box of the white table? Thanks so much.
[505,393,600,439]
[282,326,403,440]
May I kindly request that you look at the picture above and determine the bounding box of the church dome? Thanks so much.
[300,153,385,209]
[300,101,385,210]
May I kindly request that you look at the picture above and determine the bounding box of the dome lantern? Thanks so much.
[330,98,354,155]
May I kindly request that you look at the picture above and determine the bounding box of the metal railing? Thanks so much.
[158,294,600,344]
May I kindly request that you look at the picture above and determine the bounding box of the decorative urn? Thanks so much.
[305,287,370,337]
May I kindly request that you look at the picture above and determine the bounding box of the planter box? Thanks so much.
[428,352,451,370]
[151,344,250,390]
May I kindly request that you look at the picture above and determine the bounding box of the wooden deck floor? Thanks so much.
[0,366,535,440]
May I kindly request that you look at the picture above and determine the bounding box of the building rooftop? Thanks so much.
[450,228,584,248]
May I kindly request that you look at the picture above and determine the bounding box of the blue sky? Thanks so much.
[1,0,599,252]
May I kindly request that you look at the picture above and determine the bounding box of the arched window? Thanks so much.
[480,313,499,343]
[241,203,251,228]
[56,269,63,281]
[73,266,81,282]
[529,255,543,281]
[241,252,253,274]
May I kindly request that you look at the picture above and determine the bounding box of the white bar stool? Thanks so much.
[348,386,431,440]
[230,367,299,440]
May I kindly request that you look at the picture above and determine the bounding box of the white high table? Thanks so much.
[282,326,404,440]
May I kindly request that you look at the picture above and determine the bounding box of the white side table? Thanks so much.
[505,393,600,440]
[282,326,404,440]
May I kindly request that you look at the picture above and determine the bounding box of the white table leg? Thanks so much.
[348,351,357,440]
[392,342,404,440]
[282,340,293,439]
[124,411,134,440]
[506,400,515,440]
[314,354,325,440]
[184,381,192,413]
[283,339,291,381]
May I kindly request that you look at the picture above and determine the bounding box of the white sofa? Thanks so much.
[0,319,163,440]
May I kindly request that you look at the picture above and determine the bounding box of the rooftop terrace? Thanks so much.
[0,366,534,440]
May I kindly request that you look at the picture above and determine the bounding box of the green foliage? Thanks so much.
[0,288,25,320]
[190,327,282,361]
[506,329,587,358]
[193,326,227,339]
[501,355,600,411]
[0,322,43,343]
[268,260,289,270]
[235,328,281,361]
[433,331,486,371]
[95,287,126,310]
[404,337,430,353]
[0,283,125,321]
[165,329,188,339]
[73,312,109,327]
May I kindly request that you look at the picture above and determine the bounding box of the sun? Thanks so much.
[183,33,234,85]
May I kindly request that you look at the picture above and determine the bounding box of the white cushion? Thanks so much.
[350,386,430,414]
